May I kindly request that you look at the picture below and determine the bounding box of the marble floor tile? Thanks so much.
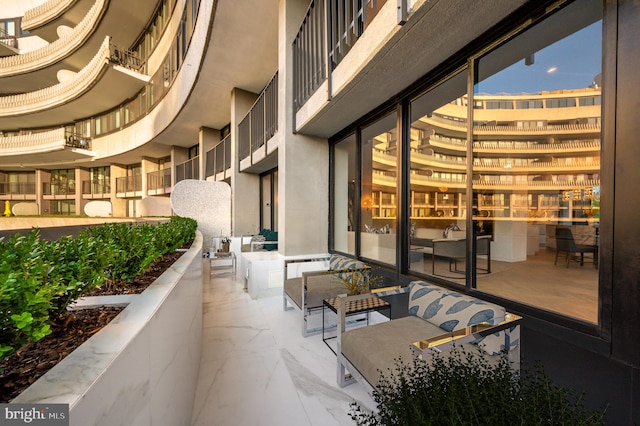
[191,264,376,426]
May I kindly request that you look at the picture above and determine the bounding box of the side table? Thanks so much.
[210,251,236,274]
[322,295,391,355]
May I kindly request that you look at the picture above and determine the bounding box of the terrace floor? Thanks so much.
[190,260,377,426]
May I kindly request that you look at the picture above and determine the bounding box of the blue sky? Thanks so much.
[475,21,602,95]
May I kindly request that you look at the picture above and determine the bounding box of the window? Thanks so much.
[332,134,357,255]
[546,98,577,108]
[360,112,397,265]
[409,71,468,279]
[472,0,602,322]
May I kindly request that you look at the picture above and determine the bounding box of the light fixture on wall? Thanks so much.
[361,196,373,211]
[438,187,448,193]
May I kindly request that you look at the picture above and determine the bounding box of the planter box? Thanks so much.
[12,231,204,426]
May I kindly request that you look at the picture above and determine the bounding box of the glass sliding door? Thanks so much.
[360,112,398,265]
[472,0,602,323]
[408,72,468,280]
[332,134,357,255]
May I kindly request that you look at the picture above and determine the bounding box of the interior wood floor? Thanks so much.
[409,248,598,323]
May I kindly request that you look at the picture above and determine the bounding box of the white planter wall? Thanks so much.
[13,231,204,426]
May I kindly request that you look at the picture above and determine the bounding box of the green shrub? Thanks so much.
[349,346,606,426]
[0,217,197,360]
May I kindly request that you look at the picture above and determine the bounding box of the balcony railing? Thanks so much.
[205,134,231,178]
[175,157,199,183]
[0,182,36,195]
[147,168,171,192]
[293,0,386,111]
[115,175,142,193]
[82,180,110,195]
[65,132,91,150]
[0,27,18,50]
[238,72,278,162]
[42,182,76,196]
[109,41,145,73]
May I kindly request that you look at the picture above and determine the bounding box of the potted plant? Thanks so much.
[219,236,231,253]
[339,268,384,295]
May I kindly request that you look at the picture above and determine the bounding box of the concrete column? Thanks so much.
[76,168,90,215]
[199,126,220,180]
[277,0,329,255]
[230,88,260,236]
[35,169,44,214]
[110,165,127,217]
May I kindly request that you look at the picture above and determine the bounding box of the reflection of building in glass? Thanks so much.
[369,87,601,224]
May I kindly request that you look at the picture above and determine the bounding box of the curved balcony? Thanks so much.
[427,134,601,155]
[0,36,150,130]
[0,0,107,93]
[0,128,95,169]
[405,171,600,193]
[22,0,97,42]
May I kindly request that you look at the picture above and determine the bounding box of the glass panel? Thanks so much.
[409,72,468,280]
[332,134,356,255]
[473,0,602,322]
[360,112,397,265]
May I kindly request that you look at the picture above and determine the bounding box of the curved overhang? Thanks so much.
[145,0,279,150]
[89,0,279,168]
[0,128,96,170]
[0,37,150,130]
[0,41,20,57]
[22,0,91,42]
[2,0,158,94]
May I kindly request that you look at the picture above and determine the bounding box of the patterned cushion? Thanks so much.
[250,234,265,250]
[407,281,505,332]
[328,254,368,280]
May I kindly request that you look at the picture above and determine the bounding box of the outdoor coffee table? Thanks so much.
[322,295,391,355]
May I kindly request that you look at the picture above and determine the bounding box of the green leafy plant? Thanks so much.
[339,268,384,295]
[349,346,606,426]
[0,217,197,361]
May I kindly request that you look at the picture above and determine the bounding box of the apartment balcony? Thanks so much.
[427,134,601,156]
[115,175,142,198]
[82,180,111,199]
[22,0,158,44]
[0,182,37,201]
[42,181,77,199]
[0,27,19,57]
[205,134,231,181]
[175,157,199,184]
[238,72,278,173]
[0,128,95,169]
[146,169,172,196]
[22,0,92,42]
[0,0,110,93]
[293,0,387,112]
[0,36,150,130]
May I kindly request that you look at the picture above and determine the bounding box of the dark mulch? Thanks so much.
[0,248,188,402]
